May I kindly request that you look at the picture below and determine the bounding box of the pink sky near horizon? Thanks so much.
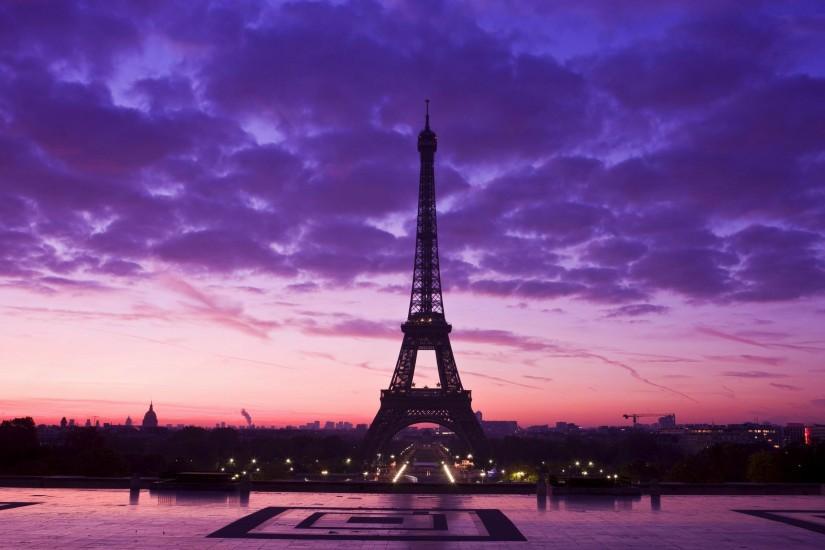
[1,1,825,429]
[2,270,823,428]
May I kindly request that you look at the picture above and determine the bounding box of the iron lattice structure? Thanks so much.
[361,103,488,462]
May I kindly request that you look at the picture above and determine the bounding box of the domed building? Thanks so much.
[141,402,158,429]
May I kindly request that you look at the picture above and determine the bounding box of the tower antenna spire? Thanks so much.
[425,99,430,129]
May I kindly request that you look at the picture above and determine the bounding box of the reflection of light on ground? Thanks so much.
[391,463,408,483]
[442,463,456,483]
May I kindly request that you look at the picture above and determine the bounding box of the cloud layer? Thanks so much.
[0,1,823,307]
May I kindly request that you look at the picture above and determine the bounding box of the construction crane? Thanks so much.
[622,413,674,427]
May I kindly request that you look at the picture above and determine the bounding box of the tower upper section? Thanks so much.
[408,100,446,321]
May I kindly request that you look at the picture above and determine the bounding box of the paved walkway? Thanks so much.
[1,488,824,548]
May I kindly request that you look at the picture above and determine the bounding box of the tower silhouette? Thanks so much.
[361,101,488,461]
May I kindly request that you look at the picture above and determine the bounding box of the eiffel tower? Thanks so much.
[360,101,488,462]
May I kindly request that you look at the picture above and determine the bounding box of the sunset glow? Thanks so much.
[1,1,824,428]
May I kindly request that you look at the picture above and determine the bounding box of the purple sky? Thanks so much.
[1,1,824,427]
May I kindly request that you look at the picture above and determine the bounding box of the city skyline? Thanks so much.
[2,1,825,428]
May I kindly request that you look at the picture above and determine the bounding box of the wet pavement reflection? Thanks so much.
[1,487,822,548]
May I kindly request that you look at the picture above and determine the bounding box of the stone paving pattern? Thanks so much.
[1,488,824,548]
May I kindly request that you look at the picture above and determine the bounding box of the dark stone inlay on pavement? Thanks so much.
[0,502,40,511]
[207,506,526,541]
[347,516,405,524]
[734,510,825,536]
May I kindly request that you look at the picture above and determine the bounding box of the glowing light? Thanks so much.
[582,471,588,476]
[321,470,328,476]
[392,463,408,483]
[345,458,351,464]
[229,458,234,463]
[285,458,291,464]
[442,463,456,484]
[574,461,580,466]
[251,458,257,464]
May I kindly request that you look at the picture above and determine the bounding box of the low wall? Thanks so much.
[644,482,825,495]
[0,476,822,495]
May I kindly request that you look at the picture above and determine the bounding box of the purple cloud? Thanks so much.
[605,304,669,318]
[722,371,789,379]
[770,383,801,391]
[0,0,823,310]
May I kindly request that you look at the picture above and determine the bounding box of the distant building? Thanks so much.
[525,424,551,434]
[784,423,805,445]
[657,414,677,429]
[355,423,368,432]
[555,422,579,433]
[324,421,335,430]
[676,423,780,452]
[141,402,158,428]
[60,417,67,429]
[809,424,825,444]
[124,416,133,427]
[481,420,519,437]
